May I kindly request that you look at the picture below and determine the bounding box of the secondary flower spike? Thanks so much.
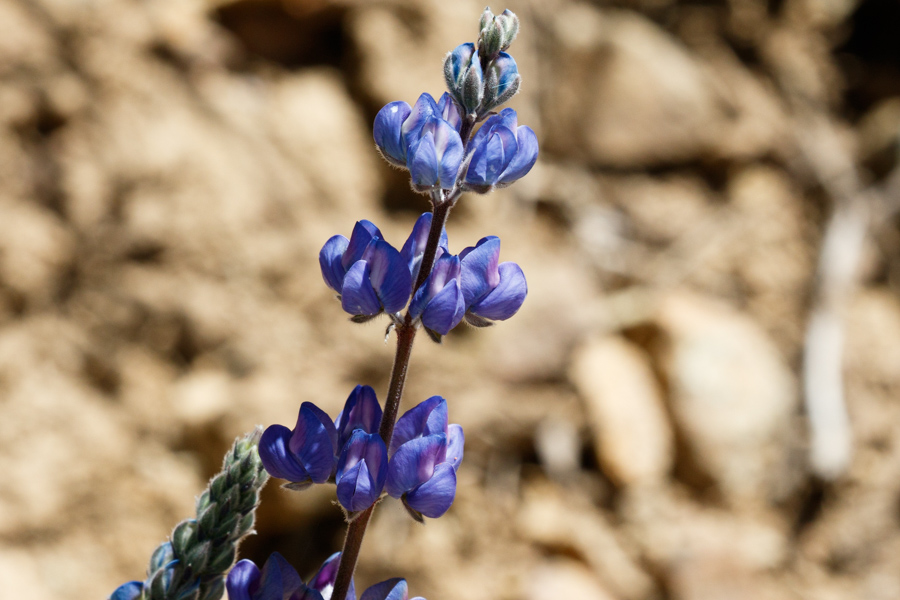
[226,552,356,600]
[386,397,464,521]
[459,236,527,326]
[464,108,538,192]
[259,402,338,490]
[336,430,389,514]
[320,220,412,318]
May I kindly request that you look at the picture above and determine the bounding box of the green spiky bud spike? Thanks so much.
[129,428,269,600]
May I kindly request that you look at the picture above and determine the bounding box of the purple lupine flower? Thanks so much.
[335,384,383,449]
[400,213,449,285]
[463,108,538,192]
[408,252,466,337]
[407,116,464,192]
[361,578,425,600]
[319,220,412,318]
[374,93,461,168]
[459,236,527,326]
[386,397,464,521]
[226,552,356,600]
[259,402,338,490]
[109,581,143,600]
[336,430,388,513]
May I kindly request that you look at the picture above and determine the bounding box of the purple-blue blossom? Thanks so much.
[320,220,412,318]
[336,430,388,513]
[360,578,425,600]
[408,252,466,337]
[226,552,354,600]
[459,236,527,325]
[373,93,462,174]
[259,402,338,489]
[407,116,464,191]
[464,108,538,192]
[386,397,464,521]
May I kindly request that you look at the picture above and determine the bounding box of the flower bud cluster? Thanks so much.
[373,8,535,198]
[259,385,464,521]
[225,552,425,600]
[320,214,526,338]
[444,8,521,119]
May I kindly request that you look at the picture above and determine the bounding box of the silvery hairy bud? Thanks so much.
[443,43,484,116]
[478,7,519,58]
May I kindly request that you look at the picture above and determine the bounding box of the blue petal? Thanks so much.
[368,240,412,314]
[408,131,439,187]
[446,424,465,471]
[400,213,431,282]
[498,126,538,186]
[428,119,464,188]
[386,434,447,497]
[491,53,519,96]
[319,235,349,293]
[470,261,527,321]
[110,581,143,600]
[309,552,356,600]
[373,101,412,166]
[342,221,382,271]
[447,43,477,83]
[421,279,465,335]
[226,560,260,600]
[437,92,462,131]
[336,385,383,447]
[288,403,338,483]
[337,460,379,512]
[341,260,382,316]
[337,431,388,488]
[390,396,447,456]
[360,579,408,600]
[465,125,517,186]
[260,553,304,600]
[259,425,310,482]
[401,93,437,150]
[459,236,501,308]
[405,462,457,519]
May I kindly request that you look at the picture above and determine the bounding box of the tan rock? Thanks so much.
[655,292,797,508]
[519,480,656,600]
[525,558,618,600]
[570,335,674,486]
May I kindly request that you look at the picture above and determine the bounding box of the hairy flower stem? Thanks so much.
[329,197,455,600]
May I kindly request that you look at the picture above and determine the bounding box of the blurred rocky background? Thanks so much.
[1,0,900,598]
